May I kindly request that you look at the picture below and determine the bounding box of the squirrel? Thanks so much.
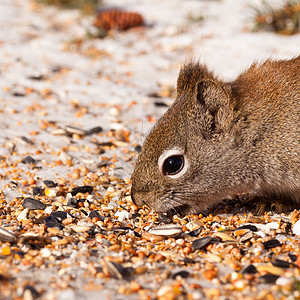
[131,56,300,215]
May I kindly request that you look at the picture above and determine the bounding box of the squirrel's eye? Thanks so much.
[163,155,184,175]
[158,149,188,179]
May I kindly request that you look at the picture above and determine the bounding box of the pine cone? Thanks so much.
[94,10,144,31]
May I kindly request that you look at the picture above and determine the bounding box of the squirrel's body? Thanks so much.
[131,56,300,215]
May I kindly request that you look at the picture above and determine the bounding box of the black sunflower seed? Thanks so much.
[32,187,43,196]
[89,210,105,221]
[96,160,110,168]
[147,92,161,98]
[13,92,25,97]
[188,228,202,237]
[45,216,56,223]
[259,274,279,284]
[80,210,88,216]
[20,136,34,145]
[157,213,173,224]
[271,258,294,269]
[90,249,99,256]
[154,101,168,107]
[134,145,142,153]
[45,220,64,230]
[22,198,46,210]
[171,270,190,279]
[23,285,39,299]
[21,156,37,165]
[134,231,142,238]
[93,141,115,147]
[181,257,196,264]
[192,236,212,251]
[285,222,292,234]
[43,180,57,188]
[70,186,93,196]
[67,197,78,207]
[240,231,254,242]
[262,239,281,249]
[242,264,257,274]
[113,227,133,234]
[28,74,46,81]
[288,253,297,262]
[234,224,258,232]
[50,211,68,222]
[85,126,103,135]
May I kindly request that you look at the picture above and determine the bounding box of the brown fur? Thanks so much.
[131,56,300,215]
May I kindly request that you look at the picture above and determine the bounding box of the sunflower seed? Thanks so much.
[112,226,131,233]
[157,213,173,224]
[50,211,68,222]
[18,232,46,244]
[188,228,202,237]
[93,141,115,147]
[51,129,68,136]
[242,264,257,274]
[89,210,105,221]
[0,227,16,243]
[154,101,169,107]
[85,126,103,135]
[104,260,129,280]
[288,253,297,262]
[43,180,57,188]
[262,239,281,249]
[45,220,64,230]
[67,197,78,207]
[171,270,190,279]
[240,231,254,242]
[259,274,280,284]
[134,145,142,153]
[32,187,43,196]
[271,259,294,269]
[21,156,37,165]
[19,136,34,145]
[234,224,258,232]
[23,285,39,299]
[148,224,182,237]
[22,198,46,210]
[192,236,212,251]
[70,186,93,196]
[65,125,86,136]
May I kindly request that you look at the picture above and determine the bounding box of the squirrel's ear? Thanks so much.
[196,79,232,132]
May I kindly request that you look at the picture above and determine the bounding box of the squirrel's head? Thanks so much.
[131,62,238,215]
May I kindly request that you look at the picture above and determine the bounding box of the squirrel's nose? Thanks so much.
[131,190,137,205]
[130,185,138,205]
[130,186,144,207]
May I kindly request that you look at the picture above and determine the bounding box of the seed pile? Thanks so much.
[1,144,300,299]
